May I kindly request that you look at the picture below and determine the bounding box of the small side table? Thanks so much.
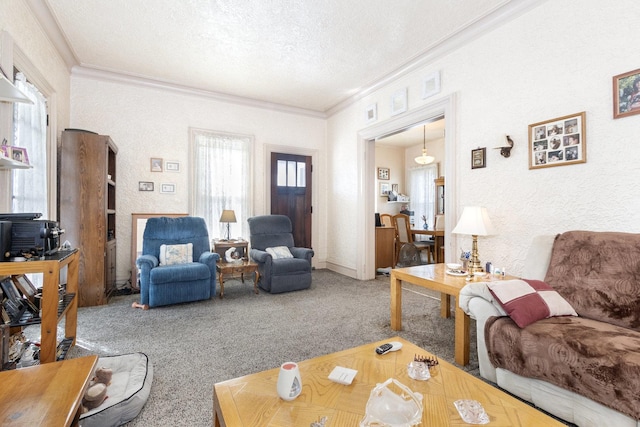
[216,260,260,299]
[212,239,248,261]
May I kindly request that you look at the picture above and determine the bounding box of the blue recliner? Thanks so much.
[135,216,219,308]
[248,215,314,293]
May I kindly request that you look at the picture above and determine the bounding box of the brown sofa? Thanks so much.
[460,231,640,427]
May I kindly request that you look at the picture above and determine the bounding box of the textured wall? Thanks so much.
[0,1,71,212]
[328,0,640,277]
[70,78,326,285]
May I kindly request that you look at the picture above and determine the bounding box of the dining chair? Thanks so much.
[392,214,432,266]
[380,214,393,227]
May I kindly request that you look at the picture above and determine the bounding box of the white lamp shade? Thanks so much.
[452,206,495,236]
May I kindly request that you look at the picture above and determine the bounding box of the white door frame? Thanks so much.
[356,93,458,279]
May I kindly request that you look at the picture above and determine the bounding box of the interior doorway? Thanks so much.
[357,94,458,280]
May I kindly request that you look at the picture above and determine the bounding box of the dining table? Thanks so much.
[411,228,444,263]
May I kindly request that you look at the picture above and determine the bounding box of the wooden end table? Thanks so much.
[391,263,516,365]
[213,337,566,426]
[216,260,259,299]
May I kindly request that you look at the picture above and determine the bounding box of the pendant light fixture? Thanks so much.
[414,125,434,165]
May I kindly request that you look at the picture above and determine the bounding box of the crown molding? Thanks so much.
[25,0,78,71]
[71,66,327,119]
[27,0,545,119]
[324,0,546,117]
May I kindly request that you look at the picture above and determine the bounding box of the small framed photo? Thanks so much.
[390,88,408,116]
[379,182,390,196]
[365,103,377,123]
[160,183,176,194]
[165,161,180,172]
[529,112,586,169]
[10,146,29,164]
[613,68,640,119]
[138,181,154,191]
[12,275,36,298]
[377,167,390,180]
[471,147,486,169]
[150,158,163,172]
[422,70,441,99]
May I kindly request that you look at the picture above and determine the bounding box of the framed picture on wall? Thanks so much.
[160,183,176,194]
[613,68,640,119]
[150,158,163,172]
[377,167,390,180]
[528,111,586,169]
[379,182,390,196]
[165,161,180,172]
[138,181,154,191]
[471,147,486,169]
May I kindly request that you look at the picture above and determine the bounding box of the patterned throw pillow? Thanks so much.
[266,246,293,259]
[487,279,577,328]
[159,243,193,265]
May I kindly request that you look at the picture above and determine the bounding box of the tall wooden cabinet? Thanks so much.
[59,130,118,306]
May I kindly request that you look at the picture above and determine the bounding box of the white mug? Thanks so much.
[276,362,302,401]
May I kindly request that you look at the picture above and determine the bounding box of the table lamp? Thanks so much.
[219,210,237,241]
[451,206,495,273]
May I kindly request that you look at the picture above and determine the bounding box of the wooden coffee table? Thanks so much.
[391,264,516,366]
[0,355,98,426]
[216,260,260,298]
[213,337,565,426]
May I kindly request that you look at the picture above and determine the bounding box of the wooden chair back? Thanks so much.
[380,214,393,227]
[392,214,413,244]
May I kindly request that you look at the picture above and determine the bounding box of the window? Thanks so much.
[190,129,252,240]
[277,160,306,187]
[12,72,48,217]
[408,164,438,235]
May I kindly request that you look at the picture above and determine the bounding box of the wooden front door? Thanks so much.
[270,152,312,248]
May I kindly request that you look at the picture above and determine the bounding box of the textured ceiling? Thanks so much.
[42,0,511,113]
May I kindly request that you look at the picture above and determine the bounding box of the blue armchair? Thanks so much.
[135,216,219,308]
[248,215,313,293]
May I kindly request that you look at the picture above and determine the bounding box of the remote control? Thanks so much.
[375,341,403,355]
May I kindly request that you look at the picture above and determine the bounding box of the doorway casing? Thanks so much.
[357,93,458,280]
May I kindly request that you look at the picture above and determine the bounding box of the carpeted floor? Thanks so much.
[23,269,510,425]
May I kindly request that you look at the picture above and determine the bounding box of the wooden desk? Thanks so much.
[411,228,444,263]
[213,337,565,427]
[0,249,80,364]
[391,263,515,365]
[0,355,97,426]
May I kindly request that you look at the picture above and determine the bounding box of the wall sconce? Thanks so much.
[494,135,514,158]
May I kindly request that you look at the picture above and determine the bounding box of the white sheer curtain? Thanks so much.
[191,129,252,240]
[12,72,48,218]
[409,164,438,238]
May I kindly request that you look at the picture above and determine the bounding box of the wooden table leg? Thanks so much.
[390,272,402,331]
[454,305,470,365]
[218,272,225,299]
[253,271,259,294]
[440,292,451,318]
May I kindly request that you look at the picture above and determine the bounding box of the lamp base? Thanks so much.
[468,235,484,273]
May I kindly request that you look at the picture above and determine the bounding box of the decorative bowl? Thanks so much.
[446,263,462,270]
